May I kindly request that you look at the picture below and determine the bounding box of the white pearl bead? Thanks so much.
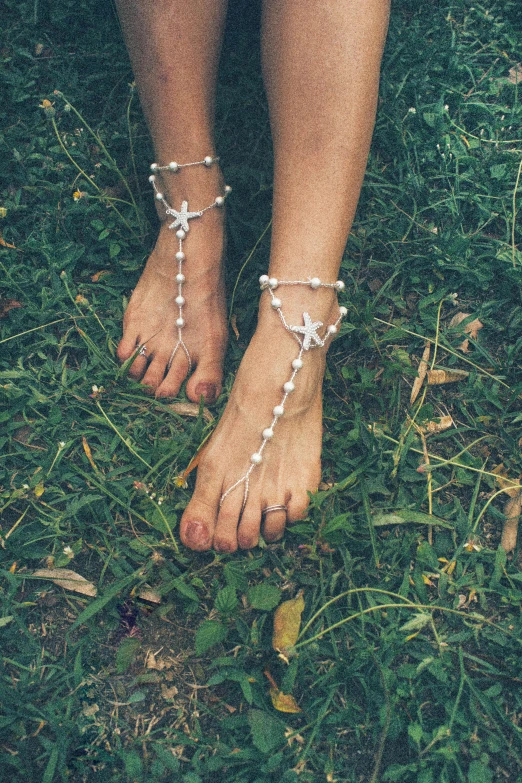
[168,161,179,171]
[176,273,185,283]
[310,277,321,289]
[339,305,348,316]
[176,229,186,240]
[251,452,263,465]
[284,381,295,393]
[262,428,274,440]
[259,274,270,288]
[335,280,345,291]
[150,163,158,171]
[292,358,303,370]
[271,297,282,309]
[225,185,232,193]
[268,277,278,289]
[176,317,185,327]
[148,174,156,183]
[176,251,185,261]
[204,156,213,167]
[215,196,225,206]
[273,405,284,417]
[175,296,185,306]
[327,325,338,335]
[155,192,164,201]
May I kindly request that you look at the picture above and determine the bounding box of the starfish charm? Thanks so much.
[289,312,324,350]
[167,201,203,232]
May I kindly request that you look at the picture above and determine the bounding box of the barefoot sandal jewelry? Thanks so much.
[148,157,231,372]
[219,275,347,511]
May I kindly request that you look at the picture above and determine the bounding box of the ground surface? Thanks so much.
[1,1,522,781]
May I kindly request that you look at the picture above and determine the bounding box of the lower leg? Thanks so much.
[115,0,229,402]
[181,0,390,551]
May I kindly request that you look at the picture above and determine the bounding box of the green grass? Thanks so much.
[1,0,522,781]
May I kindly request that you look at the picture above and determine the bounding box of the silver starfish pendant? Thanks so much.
[167,201,203,232]
[289,312,324,350]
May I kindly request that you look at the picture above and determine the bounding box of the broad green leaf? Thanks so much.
[195,620,227,655]
[467,760,493,783]
[214,585,238,615]
[248,584,281,611]
[247,708,286,753]
[115,637,140,674]
[0,616,14,628]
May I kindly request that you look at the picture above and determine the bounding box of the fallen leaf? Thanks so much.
[231,314,240,340]
[270,688,302,713]
[449,312,483,352]
[82,703,99,717]
[161,684,179,700]
[181,439,211,481]
[410,343,430,405]
[91,270,111,282]
[492,464,521,499]
[32,568,97,597]
[501,492,522,554]
[164,402,214,423]
[34,482,45,497]
[136,587,161,604]
[272,591,305,655]
[0,234,17,250]
[421,415,454,434]
[0,298,22,318]
[82,436,97,471]
[508,63,522,85]
[427,369,469,385]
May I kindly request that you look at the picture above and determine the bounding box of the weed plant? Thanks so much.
[1,1,522,781]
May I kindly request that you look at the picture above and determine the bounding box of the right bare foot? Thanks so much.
[117,164,228,404]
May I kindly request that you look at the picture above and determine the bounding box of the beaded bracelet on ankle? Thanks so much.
[219,275,347,510]
[147,156,231,372]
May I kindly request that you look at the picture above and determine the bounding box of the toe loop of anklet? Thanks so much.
[149,159,231,376]
[219,273,347,509]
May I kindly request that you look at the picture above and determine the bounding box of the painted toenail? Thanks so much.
[185,521,211,547]
[215,541,233,553]
[195,383,217,403]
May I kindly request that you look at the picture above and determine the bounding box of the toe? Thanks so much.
[156,352,189,399]
[213,491,245,553]
[180,458,222,551]
[237,503,262,550]
[117,327,140,363]
[262,507,288,542]
[141,355,169,393]
[128,354,148,380]
[186,358,223,405]
[287,491,311,524]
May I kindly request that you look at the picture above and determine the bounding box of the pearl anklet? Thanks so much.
[148,157,231,372]
[219,276,347,510]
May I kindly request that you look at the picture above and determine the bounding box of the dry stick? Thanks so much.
[512,157,522,268]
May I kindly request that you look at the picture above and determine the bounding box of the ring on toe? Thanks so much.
[148,156,231,374]
[262,504,288,516]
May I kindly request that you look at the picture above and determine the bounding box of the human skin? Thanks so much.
[115,0,391,550]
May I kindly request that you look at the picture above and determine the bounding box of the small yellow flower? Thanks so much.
[174,475,188,489]
[73,190,84,201]
[39,99,55,116]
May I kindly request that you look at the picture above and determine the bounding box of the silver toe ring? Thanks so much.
[138,345,147,357]
[262,504,288,516]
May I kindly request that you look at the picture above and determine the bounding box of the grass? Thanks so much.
[1,0,522,781]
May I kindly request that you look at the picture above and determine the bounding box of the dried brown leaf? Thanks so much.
[231,314,240,340]
[422,415,454,434]
[32,568,97,597]
[272,591,305,654]
[410,343,431,405]
[449,312,483,352]
[492,464,521,499]
[82,436,97,471]
[164,402,214,423]
[427,369,469,385]
[0,297,22,318]
[137,588,161,604]
[508,63,522,84]
[501,492,522,553]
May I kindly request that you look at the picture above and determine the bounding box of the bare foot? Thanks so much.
[180,285,342,551]
[117,166,227,403]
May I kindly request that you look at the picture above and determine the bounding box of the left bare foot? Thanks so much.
[179,284,342,551]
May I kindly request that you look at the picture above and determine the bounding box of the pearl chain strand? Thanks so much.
[148,158,231,371]
[219,276,347,510]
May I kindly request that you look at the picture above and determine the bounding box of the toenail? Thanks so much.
[185,522,211,547]
[195,383,217,403]
[214,540,233,553]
